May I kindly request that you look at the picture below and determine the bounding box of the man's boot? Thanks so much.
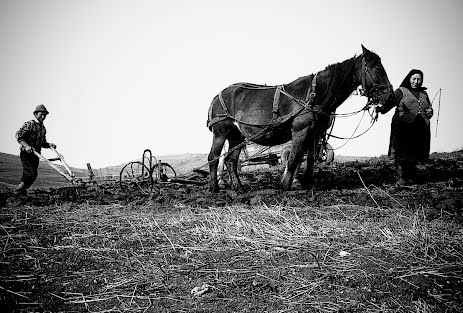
[14,182,26,195]
[396,163,406,185]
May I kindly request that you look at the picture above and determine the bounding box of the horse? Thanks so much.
[206,45,393,194]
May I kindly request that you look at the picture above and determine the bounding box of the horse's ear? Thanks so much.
[361,44,370,56]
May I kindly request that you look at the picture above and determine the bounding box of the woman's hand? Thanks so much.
[425,108,433,118]
[376,105,386,114]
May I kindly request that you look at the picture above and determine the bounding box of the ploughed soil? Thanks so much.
[1,151,462,312]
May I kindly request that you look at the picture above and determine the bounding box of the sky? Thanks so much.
[1,0,462,169]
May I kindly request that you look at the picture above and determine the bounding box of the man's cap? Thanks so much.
[33,104,49,115]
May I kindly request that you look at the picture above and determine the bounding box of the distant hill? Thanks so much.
[86,153,210,178]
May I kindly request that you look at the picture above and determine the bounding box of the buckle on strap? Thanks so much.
[273,85,283,113]
[305,72,318,103]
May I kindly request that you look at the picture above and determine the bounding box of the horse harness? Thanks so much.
[359,57,393,102]
[207,73,320,129]
[207,55,391,130]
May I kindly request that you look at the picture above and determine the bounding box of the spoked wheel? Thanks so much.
[318,142,334,164]
[279,141,334,169]
[280,146,291,171]
[119,161,153,194]
[152,162,177,182]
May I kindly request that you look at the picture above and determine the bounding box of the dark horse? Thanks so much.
[206,45,393,193]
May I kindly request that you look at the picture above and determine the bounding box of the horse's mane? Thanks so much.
[286,51,379,97]
[324,55,357,83]
[292,54,358,86]
[324,50,379,81]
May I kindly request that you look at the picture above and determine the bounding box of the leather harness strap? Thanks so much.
[305,72,318,104]
[272,85,283,120]
[272,72,318,121]
[207,91,232,128]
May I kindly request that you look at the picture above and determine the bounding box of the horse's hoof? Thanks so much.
[307,188,314,200]
[281,185,292,191]
[209,186,220,193]
[232,186,244,193]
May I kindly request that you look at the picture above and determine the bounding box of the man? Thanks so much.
[14,104,56,195]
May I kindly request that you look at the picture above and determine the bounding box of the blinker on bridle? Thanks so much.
[359,56,393,103]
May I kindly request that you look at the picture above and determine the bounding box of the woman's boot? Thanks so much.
[14,182,26,195]
[396,162,406,185]
[407,163,418,184]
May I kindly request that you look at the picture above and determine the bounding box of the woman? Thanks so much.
[377,69,434,185]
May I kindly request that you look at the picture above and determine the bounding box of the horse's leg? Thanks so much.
[299,129,317,193]
[218,140,229,187]
[208,127,228,193]
[282,112,315,191]
[224,129,245,191]
[300,116,329,193]
[281,128,308,190]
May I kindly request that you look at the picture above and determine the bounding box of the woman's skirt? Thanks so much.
[388,116,430,163]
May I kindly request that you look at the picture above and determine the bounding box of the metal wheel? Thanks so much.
[119,161,153,194]
[318,142,334,164]
[152,162,177,182]
[279,141,334,168]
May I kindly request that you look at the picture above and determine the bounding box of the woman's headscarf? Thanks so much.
[400,69,427,90]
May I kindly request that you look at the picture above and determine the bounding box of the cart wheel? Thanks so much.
[119,161,153,194]
[280,146,291,171]
[318,143,334,164]
[153,162,177,182]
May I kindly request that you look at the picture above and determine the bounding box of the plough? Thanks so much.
[34,147,201,194]
[34,147,77,183]
[34,148,117,185]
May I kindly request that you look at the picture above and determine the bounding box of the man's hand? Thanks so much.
[20,141,34,153]
[24,145,34,153]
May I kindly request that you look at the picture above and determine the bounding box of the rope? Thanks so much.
[329,104,378,150]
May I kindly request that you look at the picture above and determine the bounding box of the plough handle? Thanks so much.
[33,148,75,182]
[50,147,74,178]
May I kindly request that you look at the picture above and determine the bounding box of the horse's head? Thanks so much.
[358,45,393,106]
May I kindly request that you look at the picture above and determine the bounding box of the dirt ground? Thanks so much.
[1,151,462,312]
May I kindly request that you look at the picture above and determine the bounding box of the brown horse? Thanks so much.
[206,45,393,193]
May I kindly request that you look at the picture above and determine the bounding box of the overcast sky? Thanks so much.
[1,0,462,168]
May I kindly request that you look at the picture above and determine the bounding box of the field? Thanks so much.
[1,150,462,312]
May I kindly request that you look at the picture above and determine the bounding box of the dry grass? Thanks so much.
[1,187,462,312]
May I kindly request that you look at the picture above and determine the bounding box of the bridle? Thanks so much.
[359,56,393,105]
